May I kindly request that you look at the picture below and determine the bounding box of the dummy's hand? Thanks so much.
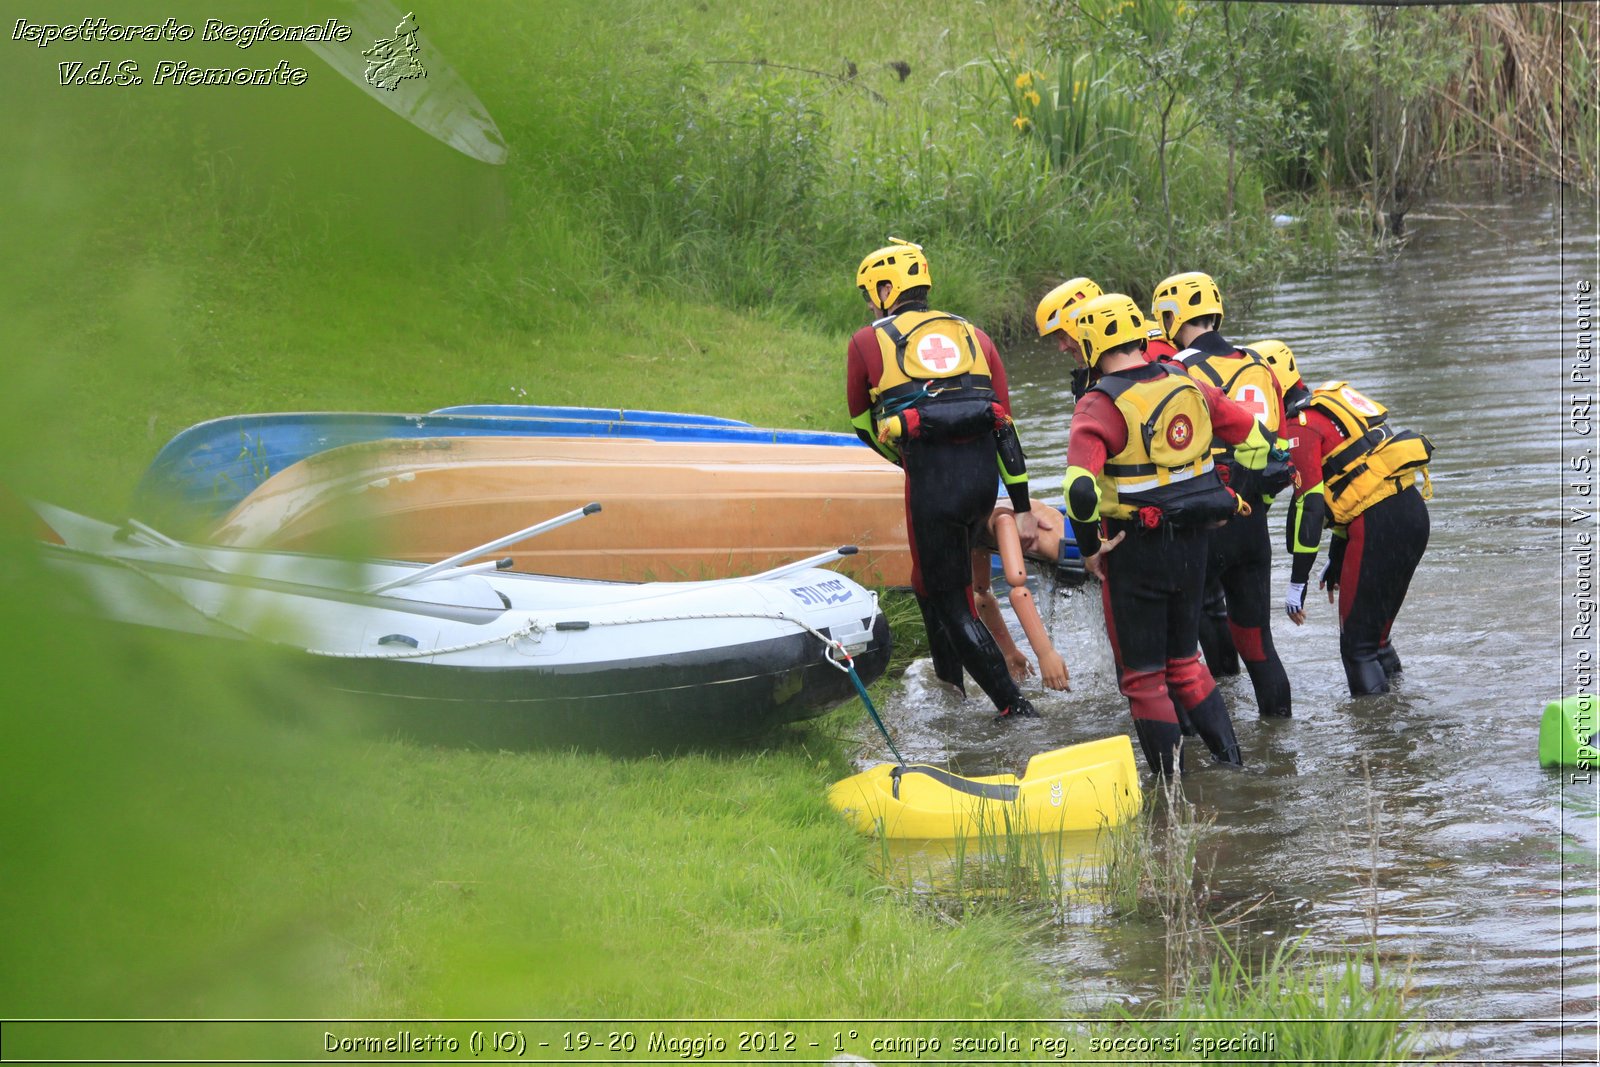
[1037,649,1070,691]
[1285,581,1307,626]
[1084,530,1126,582]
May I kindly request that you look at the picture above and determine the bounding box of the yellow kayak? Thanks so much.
[828,735,1142,838]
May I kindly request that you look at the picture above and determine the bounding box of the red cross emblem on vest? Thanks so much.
[1167,414,1193,450]
[918,335,959,373]
[1234,383,1269,422]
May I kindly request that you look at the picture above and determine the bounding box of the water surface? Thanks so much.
[861,178,1599,1062]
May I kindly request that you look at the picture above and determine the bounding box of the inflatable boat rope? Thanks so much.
[99,558,879,668]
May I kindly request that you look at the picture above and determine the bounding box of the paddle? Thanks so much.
[367,502,601,594]
[719,545,860,584]
[117,518,224,573]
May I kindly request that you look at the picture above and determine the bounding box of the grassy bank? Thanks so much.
[0,4,1063,1034]
[1,1,1458,1057]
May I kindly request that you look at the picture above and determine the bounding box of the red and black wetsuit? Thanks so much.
[1285,405,1430,695]
[1065,363,1260,774]
[1179,331,1293,718]
[846,305,1032,718]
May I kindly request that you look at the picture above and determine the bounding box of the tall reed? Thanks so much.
[1438,3,1599,190]
[1092,773,1216,1000]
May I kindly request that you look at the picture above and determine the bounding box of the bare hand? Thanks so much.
[1005,649,1035,681]
[1019,509,1056,557]
[1084,530,1126,581]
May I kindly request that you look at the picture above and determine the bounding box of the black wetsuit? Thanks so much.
[901,433,1026,709]
[1179,331,1293,717]
[845,305,1033,718]
[1065,363,1263,774]
[1286,398,1431,695]
[1323,486,1431,694]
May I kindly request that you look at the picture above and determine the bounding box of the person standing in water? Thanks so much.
[1061,292,1275,774]
[1283,380,1434,695]
[1151,271,1295,719]
[845,239,1039,722]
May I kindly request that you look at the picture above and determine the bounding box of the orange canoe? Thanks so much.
[210,436,916,586]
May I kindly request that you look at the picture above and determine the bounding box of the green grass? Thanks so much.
[0,1,1450,1056]
[0,583,1060,1032]
[1119,936,1428,1062]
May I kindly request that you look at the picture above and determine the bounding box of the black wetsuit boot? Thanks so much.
[1376,642,1403,678]
[1244,658,1293,718]
[1133,719,1185,778]
[1182,688,1242,765]
[1341,649,1390,696]
[924,587,1031,719]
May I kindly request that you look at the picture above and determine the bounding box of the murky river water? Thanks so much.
[864,178,1598,1062]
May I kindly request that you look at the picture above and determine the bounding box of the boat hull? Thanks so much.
[211,436,919,587]
[136,408,864,533]
[37,503,892,753]
[311,613,892,752]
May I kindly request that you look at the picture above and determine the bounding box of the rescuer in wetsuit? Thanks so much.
[1244,338,1311,413]
[1062,293,1277,775]
[1035,276,1173,395]
[845,239,1039,722]
[1151,272,1295,718]
[1284,380,1434,695]
[1035,276,1104,401]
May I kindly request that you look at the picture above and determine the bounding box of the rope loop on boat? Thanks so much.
[308,619,550,659]
[312,609,853,661]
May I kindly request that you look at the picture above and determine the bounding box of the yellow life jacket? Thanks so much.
[868,309,1003,444]
[1092,365,1235,524]
[1183,348,1282,434]
[1183,346,1294,497]
[868,310,994,404]
[1306,381,1435,525]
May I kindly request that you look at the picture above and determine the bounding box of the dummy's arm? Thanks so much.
[971,547,1030,680]
[990,511,1069,691]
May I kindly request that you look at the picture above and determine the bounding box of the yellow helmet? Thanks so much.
[1150,271,1224,341]
[1073,293,1151,368]
[1248,339,1300,393]
[1035,277,1103,339]
[857,238,931,313]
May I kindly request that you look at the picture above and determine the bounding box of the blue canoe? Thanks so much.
[431,404,752,425]
[133,406,863,533]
